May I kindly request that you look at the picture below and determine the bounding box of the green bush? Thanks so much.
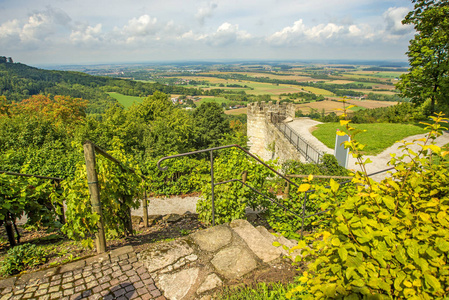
[197,148,278,225]
[287,115,449,299]
[1,243,47,275]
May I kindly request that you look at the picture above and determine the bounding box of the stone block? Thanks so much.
[158,268,199,300]
[211,245,257,279]
[197,273,222,294]
[110,246,134,258]
[230,219,282,263]
[190,225,232,252]
[139,240,194,273]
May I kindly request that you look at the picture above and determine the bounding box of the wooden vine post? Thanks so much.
[143,189,149,227]
[83,141,107,254]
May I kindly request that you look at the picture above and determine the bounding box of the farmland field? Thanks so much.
[107,92,143,108]
[295,99,398,115]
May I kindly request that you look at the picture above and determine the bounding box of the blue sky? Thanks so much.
[0,0,415,65]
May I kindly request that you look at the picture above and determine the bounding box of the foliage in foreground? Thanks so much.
[215,282,298,300]
[287,114,449,299]
[61,140,144,246]
[1,243,46,276]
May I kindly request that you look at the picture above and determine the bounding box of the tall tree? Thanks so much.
[193,102,231,149]
[396,0,449,113]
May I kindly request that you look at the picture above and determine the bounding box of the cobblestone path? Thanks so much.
[0,246,165,300]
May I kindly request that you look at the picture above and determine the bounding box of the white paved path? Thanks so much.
[289,118,449,181]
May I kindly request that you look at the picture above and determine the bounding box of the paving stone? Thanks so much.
[25,286,38,293]
[137,287,149,296]
[191,224,233,252]
[110,246,134,257]
[150,289,162,298]
[35,288,48,296]
[0,277,17,290]
[22,292,34,299]
[50,279,61,287]
[62,272,73,278]
[62,282,73,289]
[158,268,199,300]
[62,277,74,284]
[86,280,98,289]
[74,284,86,292]
[82,290,92,298]
[211,245,258,279]
[113,288,126,297]
[48,286,59,293]
[63,288,74,296]
[0,293,13,300]
[38,295,50,300]
[50,292,62,299]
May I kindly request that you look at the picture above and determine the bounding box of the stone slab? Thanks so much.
[158,267,199,300]
[230,219,282,263]
[139,239,194,273]
[256,226,302,260]
[211,245,257,279]
[190,225,232,252]
[197,273,222,295]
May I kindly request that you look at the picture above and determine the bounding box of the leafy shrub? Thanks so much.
[197,148,278,225]
[216,282,298,300]
[287,114,449,299]
[1,243,46,275]
[61,139,144,244]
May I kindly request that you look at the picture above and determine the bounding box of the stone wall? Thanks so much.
[247,101,300,163]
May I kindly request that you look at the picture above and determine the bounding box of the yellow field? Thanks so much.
[301,86,334,96]
[357,89,398,95]
[295,99,398,115]
[225,107,248,115]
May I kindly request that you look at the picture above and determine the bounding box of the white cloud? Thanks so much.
[267,19,346,45]
[122,15,158,37]
[70,23,102,44]
[383,7,413,35]
[181,22,251,46]
[195,2,217,26]
[0,6,71,46]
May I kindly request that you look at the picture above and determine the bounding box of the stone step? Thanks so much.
[256,226,302,261]
[229,219,283,263]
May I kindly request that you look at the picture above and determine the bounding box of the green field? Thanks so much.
[198,96,229,105]
[312,123,427,155]
[107,92,143,108]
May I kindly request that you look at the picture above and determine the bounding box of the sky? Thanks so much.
[0,0,415,66]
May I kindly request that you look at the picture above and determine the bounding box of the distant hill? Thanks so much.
[0,58,201,114]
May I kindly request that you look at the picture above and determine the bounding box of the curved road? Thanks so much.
[289,117,449,181]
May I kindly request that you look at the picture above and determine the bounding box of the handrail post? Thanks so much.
[210,150,215,226]
[83,142,107,254]
[143,189,148,227]
[242,170,248,183]
[301,192,308,239]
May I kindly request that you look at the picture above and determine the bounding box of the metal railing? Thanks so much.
[0,171,65,247]
[157,144,301,226]
[159,146,396,238]
[271,113,324,164]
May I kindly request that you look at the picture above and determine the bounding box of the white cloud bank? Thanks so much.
[0,2,415,64]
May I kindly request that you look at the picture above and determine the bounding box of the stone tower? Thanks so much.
[247,101,295,161]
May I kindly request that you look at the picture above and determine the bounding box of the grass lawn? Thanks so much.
[107,92,143,108]
[312,123,427,155]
